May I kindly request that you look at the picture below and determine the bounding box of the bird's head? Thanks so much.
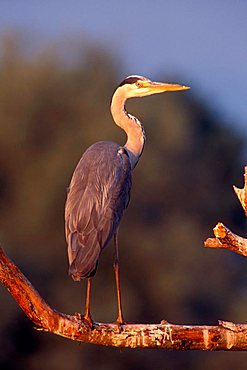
[117,75,190,99]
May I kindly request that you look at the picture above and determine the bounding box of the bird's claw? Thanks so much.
[78,312,97,330]
[114,318,126,333]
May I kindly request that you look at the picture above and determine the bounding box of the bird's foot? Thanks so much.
[75,311,96,330]
[114,317,126,333]
[82,312,96,330]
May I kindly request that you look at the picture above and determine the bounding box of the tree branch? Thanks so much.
[233,165,247,216]
[204,167,247,257]
[0,246,247,350]
[204,222,247,256]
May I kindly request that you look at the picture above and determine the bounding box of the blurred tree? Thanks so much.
[0,33,246,369]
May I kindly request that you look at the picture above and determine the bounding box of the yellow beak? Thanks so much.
[147,81,190,93]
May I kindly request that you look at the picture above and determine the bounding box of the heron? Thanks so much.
[65,75,189,327]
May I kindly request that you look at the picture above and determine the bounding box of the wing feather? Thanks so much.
[65,141,132,280]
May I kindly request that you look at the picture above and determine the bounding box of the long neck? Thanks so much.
[111,89,145,169]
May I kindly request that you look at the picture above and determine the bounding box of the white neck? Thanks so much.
[110,88,145,169]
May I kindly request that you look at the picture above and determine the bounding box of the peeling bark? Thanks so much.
[0,247,247,350]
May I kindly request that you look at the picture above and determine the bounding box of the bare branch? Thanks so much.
[204,223,247,256]
[233,165,247,216]
[205,167,247,257]
[0,246,247,350]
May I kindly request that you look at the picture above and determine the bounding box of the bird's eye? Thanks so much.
[136,81,142,88]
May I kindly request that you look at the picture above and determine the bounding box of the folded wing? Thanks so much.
[65,141,132,281]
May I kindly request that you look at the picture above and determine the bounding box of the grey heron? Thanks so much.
[65,75,189,327]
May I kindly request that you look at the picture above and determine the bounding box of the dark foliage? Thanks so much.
[0,34,246,369]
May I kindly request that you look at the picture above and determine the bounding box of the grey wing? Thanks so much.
[65,143,132,281]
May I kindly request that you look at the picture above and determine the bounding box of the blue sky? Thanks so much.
[1,0,247,129]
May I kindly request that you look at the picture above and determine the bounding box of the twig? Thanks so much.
[204,167,247,257]
[204,223,247,256]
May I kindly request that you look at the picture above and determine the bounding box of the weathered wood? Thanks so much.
[204,167,247,257]
[204,223,247,256]
[233,165,247,216]
[0,247,247,350]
